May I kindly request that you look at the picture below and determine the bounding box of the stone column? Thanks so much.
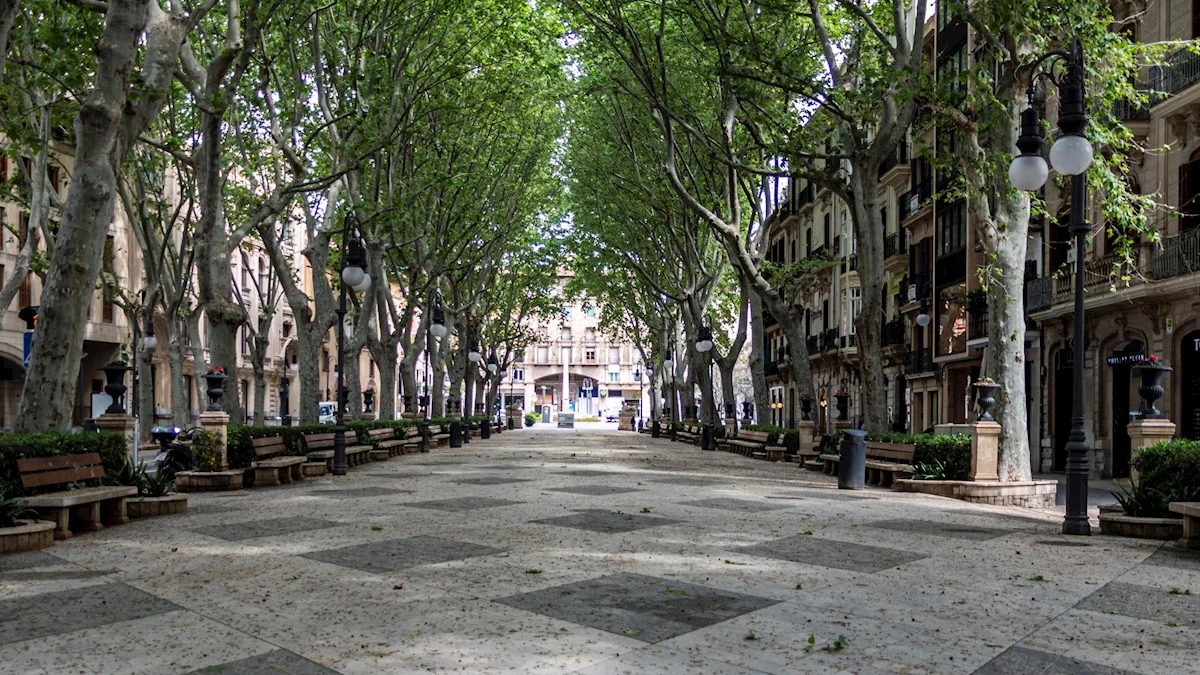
[1126,418,1176,482]
[199,411,231,470]
[968,421,1001,482]
[96,413,137,465]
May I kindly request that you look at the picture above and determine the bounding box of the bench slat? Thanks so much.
[252,437,286,448]
[21,465,106,488]
[16,453,102,473]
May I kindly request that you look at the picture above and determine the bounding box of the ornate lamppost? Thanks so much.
[696,325,715,451]
[333,214,371,476]
[1008,36,1095,535]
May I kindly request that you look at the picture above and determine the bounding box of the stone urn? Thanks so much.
[204,371,226,411]
[1133,362,1171,419]
[101,363,130,414]
[834,393,850,421]
[974,382,1001,422]
[800,396,813,421]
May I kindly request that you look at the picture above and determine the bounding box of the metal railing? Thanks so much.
[905,348,933,374]
[881,318,905,347]
[878,143,909,178]
[899,182,933,222]
[884,231,908,259]
[1152,228,1200,279]
[1027,276,1053,311]
[969,307,988,340]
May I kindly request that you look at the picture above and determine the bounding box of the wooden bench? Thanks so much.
[303,432,372,472]
[249,436,306,487]
[728,430,769,458]
[399,426,424,453]
[365,428,404,460]
[675,424,699,445]
[1169,502,1200,549]
[17,453,136,540]
[821,440,917,487]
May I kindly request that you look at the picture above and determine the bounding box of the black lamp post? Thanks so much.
[130,309,156,461]
[333,214,371,476]
[485,351,499,437]
[1008,36,1095,536]
[696,325,715,451]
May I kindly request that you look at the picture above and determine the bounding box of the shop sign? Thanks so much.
[1106,353,1146,366]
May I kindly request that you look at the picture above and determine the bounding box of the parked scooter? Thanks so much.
[150,425,199,472]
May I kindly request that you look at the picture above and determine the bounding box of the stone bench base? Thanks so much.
[25,486,137,540]
[251,458,305,487]
[1169,502,1200,549]
[368,449,391,462]
[301,462,328,477]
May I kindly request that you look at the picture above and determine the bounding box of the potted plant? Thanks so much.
[0,491,55,554]
[1132,354,1171,419]
[115,463,188,518]
[203,366,227,411]
[524,412,537,427]
[972,377,1002,422]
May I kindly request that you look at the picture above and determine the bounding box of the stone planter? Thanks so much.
[834,393,850,421]
[973,383,1001,422]
[204,372,226,411]
[1133,363,1171,419]
[1,519,56,554]
[126,494,188,518]
[175,469,244,493]
[101,363,130,414]
[1098,505,1183,540]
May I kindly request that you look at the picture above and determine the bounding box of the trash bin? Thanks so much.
[837,429,868,490]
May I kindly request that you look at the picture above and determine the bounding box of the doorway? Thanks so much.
[1053,349,1072,471]
[1183,330,1200,440]
[1108,340,1144,478]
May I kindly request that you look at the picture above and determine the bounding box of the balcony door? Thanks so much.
[1178,149,1200,233]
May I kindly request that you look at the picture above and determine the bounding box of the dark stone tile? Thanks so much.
[531,510,683,534]
[310,487,412,499]
[479,464,526,470]
[301,535,503,574]
[864,518,1013,541]
[365,472,427,479]
[1075,580,1200,626]
[0,582,179,645]
[0,551,62,572]
[680,498,789,513]
[183,649,338,674]
[971,646,1139,674]
[402,497,524,511]
[648,475,726,486]
[185,504,243,515]
[735,535,927,573]
[943,508,1051,525]
[0,570,116,581]
[410,460,465,466]
[554,470,620,477]
[547,485,642,496]
[1141,546,1200,572]
[190,516,342,542]
[764,491,875,502]
[496,572,778,643]
[450,477,533,486]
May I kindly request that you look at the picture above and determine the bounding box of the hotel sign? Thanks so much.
[1106,353,1146,366]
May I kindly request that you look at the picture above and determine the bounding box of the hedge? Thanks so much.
[0,431,129,496]
[863,432,972,480]
[740,424,787,445]
[1119,440,1200,518]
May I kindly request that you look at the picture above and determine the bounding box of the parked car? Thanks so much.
[318,401,338,424]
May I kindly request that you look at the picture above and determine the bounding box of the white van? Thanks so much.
[318,401,337,424]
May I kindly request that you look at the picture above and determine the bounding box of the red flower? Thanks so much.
[216,366,224,373]
[1148,355,1159,363]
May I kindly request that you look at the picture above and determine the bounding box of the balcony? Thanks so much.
[806,335,818,354]
[884,231,908,259]
[878,143,909,179]
[821,327,839,352]
[969,306,988,341]
[764,359,780,378]
[1152,228,1200,280]
[899,182,933,222]
[839,333,858,349]
[905,347,933,374]
[900,271,931,306]
[881,318,905,347]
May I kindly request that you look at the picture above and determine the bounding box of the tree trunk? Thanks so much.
[431,337,446,417]
[168,327,188,426]
[252,364,266,426]
[748,293,769,423]
[14,0,154,432]
[296,326,324,424]
[344,342,362,419]
[849,170,888,431]
[376,343,398,418]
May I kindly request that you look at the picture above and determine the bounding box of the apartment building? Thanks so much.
[501,273,648,419]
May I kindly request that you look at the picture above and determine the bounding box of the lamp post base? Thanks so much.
[701,424,714,451]
[449,418,463,448]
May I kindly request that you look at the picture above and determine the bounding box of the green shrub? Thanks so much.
[226,421,414,468]
[0,491,35,528]
[524,412,538,426]
[1117,440,1200,517]
[741,424,787,445]
[782,430,800,454]
[0,431,129,496]
[908,434,971,481]
[190,430,222,472]
[104,460,176,497]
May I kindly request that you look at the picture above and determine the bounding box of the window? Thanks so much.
[241,264,250,290]
[282,322,291,339]
[258,258,267,290]
[47,166,60,194]
[321,349,330,371]
[515,350,525,363]
[369,360,375,378]
[584,305,596,317]
[608,346,620,363]
[937,200,966,256]
[607,370,620,383]
[560,328,572,341]
[585,347,596,362]
[19,272,31,308]
[512,368,525,382]
[823,213,831,247]
[848,288,862,335]
[536,346,549,362]
[103,235,115,273]
[241,327,251,355]
[585,328,597,342]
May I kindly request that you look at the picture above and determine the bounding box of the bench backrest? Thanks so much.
[404,427,421,439]
[304,432,336,451]
[368,428,396,440]
[17,453,106,489]
[252,436,287,460]
[737,430,771,443]
[865,441,917,462]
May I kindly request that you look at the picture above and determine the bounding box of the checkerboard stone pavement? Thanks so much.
[0,428,1197,674]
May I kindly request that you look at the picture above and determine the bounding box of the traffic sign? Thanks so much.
[22,330,33,370]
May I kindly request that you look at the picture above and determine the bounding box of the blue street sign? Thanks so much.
[22,330,33,369]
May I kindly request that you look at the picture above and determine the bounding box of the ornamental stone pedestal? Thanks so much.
[95,413,137,464]
[199,411,231,470]
[968,421,1001,482]
[796,420,816,457]
[1127,418,1176,483]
